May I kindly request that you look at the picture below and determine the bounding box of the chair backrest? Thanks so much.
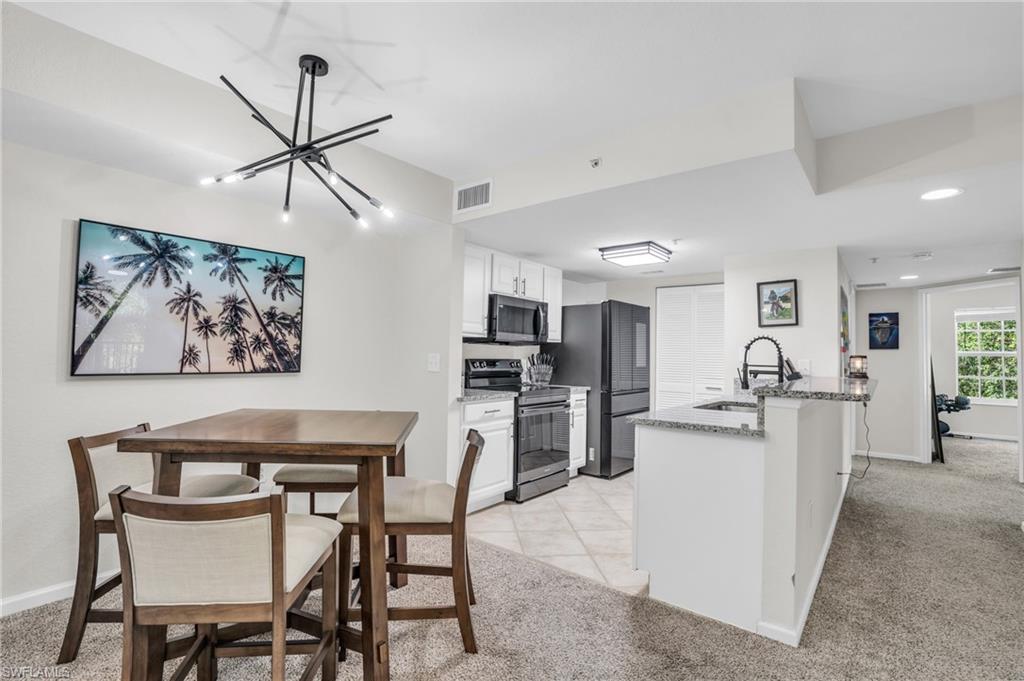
[452,429,485,522]
[68,423,154,519]
[109,486,285,607]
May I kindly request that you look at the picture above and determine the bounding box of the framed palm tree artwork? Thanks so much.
[71,219,304,376]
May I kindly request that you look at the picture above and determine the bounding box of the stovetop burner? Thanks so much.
[464,359,570,403]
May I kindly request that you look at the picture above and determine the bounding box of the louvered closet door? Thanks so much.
[655,284,725,409]
[692,285,726,401]
[655,288,695,408]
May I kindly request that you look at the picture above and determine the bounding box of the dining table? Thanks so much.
[118,407,419,681]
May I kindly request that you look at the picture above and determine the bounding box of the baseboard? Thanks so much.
[949,432,1019,442]
[0,569,117,617]
[855,449,920,462]
[756,480,845,648]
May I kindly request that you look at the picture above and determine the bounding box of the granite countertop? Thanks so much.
[628,399,765,439]
[457,389,517,403]
[751,377,877,402]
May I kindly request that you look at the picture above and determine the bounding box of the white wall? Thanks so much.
[562,279,608,306]
[853,287,920,459]
[0,142,459,608]
[724,247,841,386]
[929,282,1019,440]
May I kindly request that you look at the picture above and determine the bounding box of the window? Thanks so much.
[955,311,1018,403]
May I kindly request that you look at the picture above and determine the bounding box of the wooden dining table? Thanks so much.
[118,408,419,681]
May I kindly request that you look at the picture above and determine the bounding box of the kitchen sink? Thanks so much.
[694,401,758,413]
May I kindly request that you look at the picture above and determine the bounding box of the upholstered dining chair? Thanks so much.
[108,486,341,681]
[58,423,260,664]
[272,464,358,518]
[337,429,484,653]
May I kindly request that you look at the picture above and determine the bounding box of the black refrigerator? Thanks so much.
[542,300,650,478]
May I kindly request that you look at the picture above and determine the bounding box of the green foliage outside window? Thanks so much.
[955,318,1019,401]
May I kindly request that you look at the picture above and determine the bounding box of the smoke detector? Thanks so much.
[911,251,934,262]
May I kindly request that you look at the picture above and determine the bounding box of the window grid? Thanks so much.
[955,319,1018,402]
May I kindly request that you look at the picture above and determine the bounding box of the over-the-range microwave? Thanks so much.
[467,293,549,345]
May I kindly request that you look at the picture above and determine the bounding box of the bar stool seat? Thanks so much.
[337,477,455,524]
[92,473,258,520]
[274,464,358,484]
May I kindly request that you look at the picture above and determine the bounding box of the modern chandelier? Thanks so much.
[201,54,395,228]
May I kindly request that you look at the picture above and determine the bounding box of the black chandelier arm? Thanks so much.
[250,113,295,148]
[327,166,373,203]
[307,73,316,143]
[223,128,380,180]
[284,68,308,210]
[220,76,292,147]
[302,160,355,212]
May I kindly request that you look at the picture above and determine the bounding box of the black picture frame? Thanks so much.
[756,279,799,327]
[71,218,305,377]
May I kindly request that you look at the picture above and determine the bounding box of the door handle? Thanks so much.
[570,411,575,427]
[513,276,519,296]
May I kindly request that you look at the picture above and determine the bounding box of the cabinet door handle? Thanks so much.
[522,278,527,295]
[484,408,501,414]
[570,411,575,427]
[513,276,519,296]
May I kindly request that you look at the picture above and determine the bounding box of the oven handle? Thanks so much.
[518,405,571,417]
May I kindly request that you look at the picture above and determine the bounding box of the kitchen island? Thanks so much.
[629,377,876,646]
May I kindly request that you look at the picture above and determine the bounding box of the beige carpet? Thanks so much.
[2,438,1022,680]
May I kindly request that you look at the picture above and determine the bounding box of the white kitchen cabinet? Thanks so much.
[543,267,563,342]
[490,253,521,296]
[462,399,515,511]
[519,260,545,300]
[462,244,491,337]
[568,392,588,475]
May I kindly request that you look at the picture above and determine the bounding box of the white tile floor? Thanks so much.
[467,472,649,595]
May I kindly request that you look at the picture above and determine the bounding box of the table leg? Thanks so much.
[243,462,262,482]
[152,454,183,496]
[357,457,389,681]
[386,446,408,589]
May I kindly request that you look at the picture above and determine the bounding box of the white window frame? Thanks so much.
[954,308,1018,407]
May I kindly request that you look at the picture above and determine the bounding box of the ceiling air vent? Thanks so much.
[988,266,1021,274]
[454,179,492,214]
[856,282,887,289]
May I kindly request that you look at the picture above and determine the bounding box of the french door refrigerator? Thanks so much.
[542,300,650,478]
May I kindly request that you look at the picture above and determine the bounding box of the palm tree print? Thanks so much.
[72,227,191,373]
[217,293,259,372]
[203,243,285,371]
[249,331,270,358]
[227,339,247,372]
[259,256,302,301]
[182,343,203,372]
[76,262,117,318]
[166,282,206,373]
[192,315,219,373]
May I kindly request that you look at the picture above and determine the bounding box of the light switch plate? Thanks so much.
[426,353,441,373]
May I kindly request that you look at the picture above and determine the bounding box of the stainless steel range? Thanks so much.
[464,359,571,502]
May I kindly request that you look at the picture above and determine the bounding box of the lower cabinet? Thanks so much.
[569,392,588,476]
[462,400,515,512]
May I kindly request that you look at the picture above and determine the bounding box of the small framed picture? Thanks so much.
[868,312,900,349]
[757,279,799,327]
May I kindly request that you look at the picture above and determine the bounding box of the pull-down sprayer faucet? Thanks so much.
[740,335,785,390]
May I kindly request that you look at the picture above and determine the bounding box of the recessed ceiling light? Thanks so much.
[921,187,963,201]
[899,275,919,280]
[599,241,671,267]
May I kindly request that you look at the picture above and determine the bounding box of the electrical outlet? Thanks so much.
[426,353,441,373]
[588,447,595,462]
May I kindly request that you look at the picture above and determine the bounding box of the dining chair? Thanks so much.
[109,485,341,681]
[337,429,484,653]
[272,464,358,518]
[58,423,260,665]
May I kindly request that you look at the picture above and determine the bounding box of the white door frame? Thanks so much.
[916,277,1023,481]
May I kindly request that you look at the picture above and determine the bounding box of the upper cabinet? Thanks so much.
[462,244,563,342]
[462,244,491,337]
[543,267,563,343]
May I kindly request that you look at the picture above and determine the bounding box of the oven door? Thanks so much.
[516,401,570,483]
[489,294,548,344]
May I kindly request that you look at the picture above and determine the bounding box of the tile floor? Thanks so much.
[467,472,649,595]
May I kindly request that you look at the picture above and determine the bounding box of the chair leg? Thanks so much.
[451,532,477,654]
[197,623,217,681]
[309,492,316,515]
[466,545,476,606]
[322,540,339,681]
[129,624,165,681]
[338,530,352,662]
[271,604,286,681]
[58,529,100,664]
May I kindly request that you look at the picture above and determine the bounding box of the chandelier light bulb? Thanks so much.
[329,172,339,186]
[199,177,216,186]
[222,174,241,184]
[380,205,395,219]
[282,208,290,223]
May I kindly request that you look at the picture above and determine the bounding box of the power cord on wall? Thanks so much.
[839,402,871,480]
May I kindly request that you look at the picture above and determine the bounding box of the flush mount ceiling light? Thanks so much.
[599,241,672,267]
[920,187,964,201]
[201,54,395,227]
